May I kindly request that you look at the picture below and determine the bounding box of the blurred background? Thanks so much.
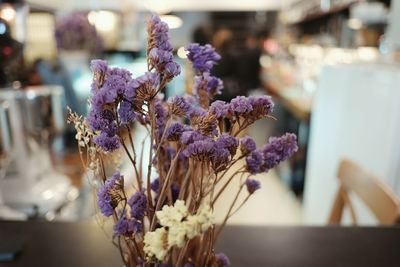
[1,0,400,226]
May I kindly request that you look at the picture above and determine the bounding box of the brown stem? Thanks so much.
[150,150,181,230]
[215,183,244,241]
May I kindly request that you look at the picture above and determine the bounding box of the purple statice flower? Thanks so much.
[211,147,231,172]
[183,94,198,106]
[55,12,103,52]
[166,122,186,141]
[185,43,221,73]
[128,190,147,220]
[114,217,142,236]
[168,96,191,116]
[165,62,181,78]
[148,15,171,51]
[245,150,264,174]
[137,71,160,90]
[118,101,135,124]
[180,130,206,145]
[87,109,114,132]
[97,173,123,217]
[193,72,223,99]
[124,78,140,100]
[230,96,253,114]
[210,100,230,119]
[184,138,215,160]
[245,178,261,194]
[261,133,298,170]
[248,95,274,116]
[147,14,180,78]
[216,253,231,267]
[188,106,208,120]
[91,59,108,77]
[94,132,120,152]
[216,133,238,156]
[240,136,257,154]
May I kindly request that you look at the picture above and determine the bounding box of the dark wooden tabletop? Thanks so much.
[0,220,399,267]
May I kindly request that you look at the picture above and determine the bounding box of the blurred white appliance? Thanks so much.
[0,86,77,218]
[303,63,400,225]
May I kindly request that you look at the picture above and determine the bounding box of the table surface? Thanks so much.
[0,221,399,267]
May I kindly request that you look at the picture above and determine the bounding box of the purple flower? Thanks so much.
[230,96,253,114]
[166,122,186,141]
[55,12,103,52]
[193,72,223,99]
[186,43,221,73]
[128,190,147,220]
[188,106,208,119]
[87,109,114,132]
[210,100,230,119]
[97,173,123,217]
[147,14,180,77]
[137,71,160,90]
[245,150,263,174]
[165,62,181,78]
[246,178,261,194]
[94,132,120,152]
[216,133,238,156]
[184,138,215,160]
[124,79,140,99]
[211,147,231,172]
[168,96,191,116]
[114,217,142,236]
[240,136,257,154]
[261,133,298,170]
[118,101,135,124]
[91,59,108,76]
[216,253,231,267]
[248,95,274,116]
[180,130,206,145]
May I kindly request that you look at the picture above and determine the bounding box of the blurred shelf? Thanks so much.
[289,1,357,25]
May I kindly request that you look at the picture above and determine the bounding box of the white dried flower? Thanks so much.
[156,199,188,227]
[183,202,214,239]
[143,227,168,261]
[167,223,187,248]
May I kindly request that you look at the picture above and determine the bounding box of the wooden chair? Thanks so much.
[328,159,400,225]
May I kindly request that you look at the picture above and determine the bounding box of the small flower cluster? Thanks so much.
[147,15,181,79]
[185,43,223,107]
[72,14,298,267]
[245,133,298,174]
[54,12,103,52]
[144,200,213,261]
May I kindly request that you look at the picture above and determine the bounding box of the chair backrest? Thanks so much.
[328,159,400,225]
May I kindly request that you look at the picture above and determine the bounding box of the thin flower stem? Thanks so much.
[126,125,142,187]
[150,150,181,231]
[146,100,155,212]
[228,193,251,219]
[214,182,245,241]
[212,168,245,205]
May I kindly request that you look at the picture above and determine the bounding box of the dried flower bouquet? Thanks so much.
[68,14,298,267]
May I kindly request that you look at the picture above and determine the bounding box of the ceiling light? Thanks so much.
[160,15,182,29]
[88,10,117,32]
[0,5,16,22]
[177,46,187,58]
